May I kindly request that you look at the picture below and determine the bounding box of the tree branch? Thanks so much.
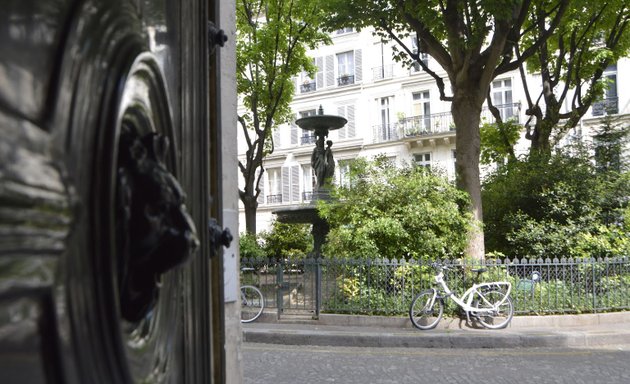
[495,0,570,76]
[379,18,453,101]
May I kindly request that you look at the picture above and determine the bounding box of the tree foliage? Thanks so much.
[317,156,471,260]
[237,0,330,233]
[259,221,313,258]
[483,131,630,259]
[594,114,630,174]
[239,232,266,259]
[480,120,521,165]
[316,0,570,259]
[518,0,630,156]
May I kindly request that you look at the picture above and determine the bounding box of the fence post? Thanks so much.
[592,257,597,313]
[277,259,283,320]
[314,258,322,319]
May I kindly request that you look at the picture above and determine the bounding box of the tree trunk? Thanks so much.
[529,117,555,159]
[242,193,258,234]
[451,92,485,260]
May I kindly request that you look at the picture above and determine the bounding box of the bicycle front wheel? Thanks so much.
[409,290,443,330]
[474,290,513,329]
[240,285,264,323]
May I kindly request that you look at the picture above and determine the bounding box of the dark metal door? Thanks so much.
[0,0,226,382]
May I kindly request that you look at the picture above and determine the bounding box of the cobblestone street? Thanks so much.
[244,343,630,384]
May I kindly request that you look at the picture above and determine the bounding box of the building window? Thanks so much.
[337,51,355,85]
[414,153,432,168]
[300,73,316,93]
[266,168,282,204]
[592,64,618,116]
[299,109,317,145]
[410,91,431,134]
[299,58,317,93]
[410,36,429,73]
[377,97,395,141]
[281,165,300,204]
[372,42,393,81]
[338,161,351,188]
[336,104,356,139]
[335,27,354,35]
[491,79,514,120]
[302,165,315,201]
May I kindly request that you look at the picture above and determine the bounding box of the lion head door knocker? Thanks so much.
[116,130,200,323]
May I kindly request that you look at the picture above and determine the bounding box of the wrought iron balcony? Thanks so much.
[371,103,521,144]
[372,65,393,81]
[592,97,618,116]
[337,74,355,86]
[399,112,453,138]
[372,124,402,143]
[266,194,283,204]
[302,191,313,202]
[300,134,317,145]
[300,81,316,93]
[485,103,520,122]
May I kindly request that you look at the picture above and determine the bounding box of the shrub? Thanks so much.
[239,232,266,259]
[318,156,471,260]
[260,221,313,259]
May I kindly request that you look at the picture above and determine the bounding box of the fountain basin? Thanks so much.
[295,115,347,132]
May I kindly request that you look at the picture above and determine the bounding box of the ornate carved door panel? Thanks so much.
[0,0,225,382]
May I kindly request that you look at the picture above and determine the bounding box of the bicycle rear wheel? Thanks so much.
[240,285,264,323]
[409,290,443,330]
[474,290,513,329]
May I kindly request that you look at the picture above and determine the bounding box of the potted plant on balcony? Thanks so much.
[339,73,352,85]
[405,120,420,136]
[301,78,314,92]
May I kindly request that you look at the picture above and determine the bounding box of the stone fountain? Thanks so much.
[272,106,347,256]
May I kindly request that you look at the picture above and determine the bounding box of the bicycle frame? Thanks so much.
[432,270,512,314]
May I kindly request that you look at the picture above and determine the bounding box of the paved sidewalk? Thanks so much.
[242,312,630,349]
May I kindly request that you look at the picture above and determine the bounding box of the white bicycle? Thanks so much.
[409,262,513,330]
[240,285,264,323]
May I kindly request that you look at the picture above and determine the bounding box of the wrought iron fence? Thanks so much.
[240,256,630,318]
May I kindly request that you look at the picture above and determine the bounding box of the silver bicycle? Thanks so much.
[409,262,513,330]
[240,285,264,323]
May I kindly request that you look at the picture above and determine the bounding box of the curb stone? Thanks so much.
[242,311,630,349]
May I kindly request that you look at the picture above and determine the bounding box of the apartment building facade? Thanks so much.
[238,27,630,234]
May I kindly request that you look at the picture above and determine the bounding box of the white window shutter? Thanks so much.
[325,55,335,87]
[354,49,362,82]
[290,115,298,145]
[316,57,324,90]
[337,106,347,139]
[291,165,300,202]
[292,76,299,93]
[256,169,265,205]
[282,167,290,203]
[273,127,281,148]
[347,105,355,138]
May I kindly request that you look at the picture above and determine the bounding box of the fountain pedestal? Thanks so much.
[272,107,346,256]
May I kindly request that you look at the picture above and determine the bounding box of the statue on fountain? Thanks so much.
[311,135,335,191]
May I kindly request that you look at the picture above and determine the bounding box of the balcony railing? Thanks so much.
[372,65,393,81]
[300,81,316,93]
[266,194,282,204]
[372,123,402,143]
[592,97,619,116]
[483,103,520,122]
[399,112,454,138]
[337,74,355,86]
[302,191,313,201]
[372,103,521,144]
[300,134,317,145]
